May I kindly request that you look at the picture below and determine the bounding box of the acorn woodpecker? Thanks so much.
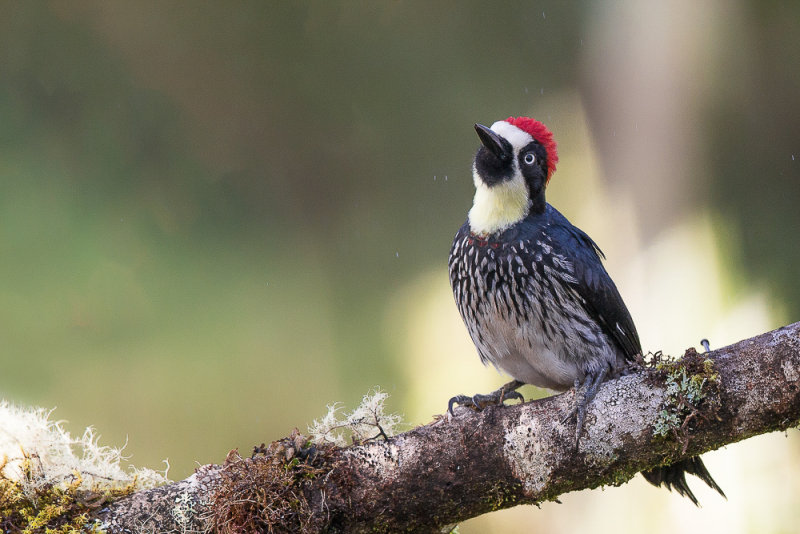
[447,117,724,504]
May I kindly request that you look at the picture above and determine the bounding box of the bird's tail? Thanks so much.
[641,456,726,506]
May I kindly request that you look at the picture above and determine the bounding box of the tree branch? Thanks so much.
[97,322,800,533]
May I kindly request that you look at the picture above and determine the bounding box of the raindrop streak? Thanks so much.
[793,155,796,161]
[395,252,400,258]
[542,11,546,19]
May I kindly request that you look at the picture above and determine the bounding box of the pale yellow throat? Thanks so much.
[468,173,531,236]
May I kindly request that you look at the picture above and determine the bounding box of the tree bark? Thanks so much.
[97,322,800,533]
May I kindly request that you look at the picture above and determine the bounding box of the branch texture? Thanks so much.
[98,322,800,533]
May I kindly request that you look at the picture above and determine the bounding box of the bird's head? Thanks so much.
[468,117,558,236]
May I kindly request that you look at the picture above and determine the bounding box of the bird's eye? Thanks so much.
[523,153,535,165]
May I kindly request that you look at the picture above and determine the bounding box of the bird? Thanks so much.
[447,116,724,505]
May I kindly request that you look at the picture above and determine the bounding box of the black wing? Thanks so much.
[547,214,642,360]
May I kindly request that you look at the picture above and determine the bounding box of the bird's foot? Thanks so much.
[448,380,525,416]
[561,367,609,447]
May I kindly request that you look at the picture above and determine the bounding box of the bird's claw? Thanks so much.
[448,381,524,416]
[562,367,609,448]
[561,391,588,449]
[447,394,472,416]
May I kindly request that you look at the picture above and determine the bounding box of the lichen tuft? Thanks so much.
[648,349,721,452]
[0,401,168,533]
[307,388,403,446]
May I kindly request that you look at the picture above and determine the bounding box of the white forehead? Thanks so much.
[490,120,534,152]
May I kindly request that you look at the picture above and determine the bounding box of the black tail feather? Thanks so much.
[641,456,726,506]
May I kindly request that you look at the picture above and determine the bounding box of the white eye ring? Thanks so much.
[524,153,535,164]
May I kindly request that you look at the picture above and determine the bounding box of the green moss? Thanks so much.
[606,466,639,487]
[484,482,521,512]
[650,350,721,446]
[0,452,137,533]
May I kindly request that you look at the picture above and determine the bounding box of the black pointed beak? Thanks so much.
[475,123,512,162]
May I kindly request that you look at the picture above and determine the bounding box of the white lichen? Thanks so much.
[503,375,663,496]
[580,376,660,459]
[502,408,554,495]
[344,439,401,479]
[171,488,198,529]
[308,389,403,446]
[0,400,168,495]
[781,359,799,382]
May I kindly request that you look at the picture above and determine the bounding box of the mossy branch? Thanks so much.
[15,323,800,532]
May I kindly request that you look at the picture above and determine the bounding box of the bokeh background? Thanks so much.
[1,2,799,532]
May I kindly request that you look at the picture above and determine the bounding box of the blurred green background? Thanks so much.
[2,2,799,532]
